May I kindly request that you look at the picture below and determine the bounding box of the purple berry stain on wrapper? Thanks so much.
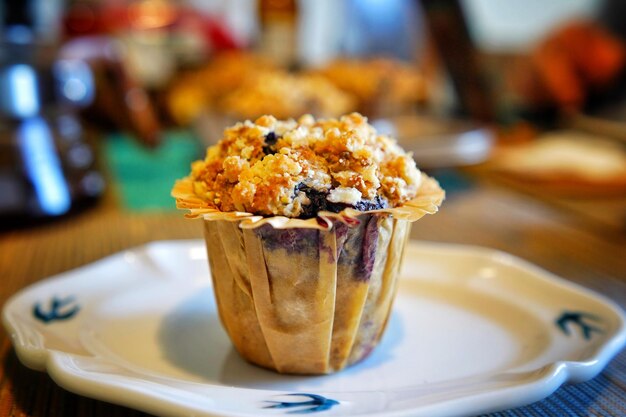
[355,216,379,282]
[256,213,380,283]
[257,226,319,255]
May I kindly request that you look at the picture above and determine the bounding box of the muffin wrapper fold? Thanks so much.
[172,175,444,230]
[174,176,444,374]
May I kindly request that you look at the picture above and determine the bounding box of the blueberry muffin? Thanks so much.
[172,113,443,374]
[317,58,427,117]
[167,51,277,125]
[220,72,355,121]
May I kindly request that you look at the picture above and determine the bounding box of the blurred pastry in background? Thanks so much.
[316,57,427,118]
[192,71,355,145]
[492,131,626,197]
[220,72,355,120]
[166,51,277,125]
[167,55,426,127]
[513,20,625,113]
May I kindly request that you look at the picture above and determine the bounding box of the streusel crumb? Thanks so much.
[186,113,422,218]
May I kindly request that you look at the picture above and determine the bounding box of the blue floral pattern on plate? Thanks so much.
[264,393,339,414]
[33,296,80,324]
[556,310,603,340]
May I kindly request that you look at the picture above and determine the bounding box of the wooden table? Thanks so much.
[0,176,624,417]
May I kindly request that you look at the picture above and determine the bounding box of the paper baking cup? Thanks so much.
[173,176,444,374]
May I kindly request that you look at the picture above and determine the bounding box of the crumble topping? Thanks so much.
[184,113,422,218]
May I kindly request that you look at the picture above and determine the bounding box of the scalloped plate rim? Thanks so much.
[3,239,625,417]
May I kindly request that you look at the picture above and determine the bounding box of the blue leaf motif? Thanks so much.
[33,296,80,324]
[556,310,603,340]
[264,393,339,414]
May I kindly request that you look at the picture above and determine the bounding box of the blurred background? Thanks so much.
[1,0,625,230]
[2,4,625,416]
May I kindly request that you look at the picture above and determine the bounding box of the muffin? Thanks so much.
[220,72,355,121]
[167,51,278,125]
[195,71,356,146]
[316,58,427,118]
[172,113,444,374]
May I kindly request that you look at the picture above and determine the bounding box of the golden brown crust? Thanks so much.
[174,113,432,218]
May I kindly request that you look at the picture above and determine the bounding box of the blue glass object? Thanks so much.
[1,64,40,118]
[17,117,72,216]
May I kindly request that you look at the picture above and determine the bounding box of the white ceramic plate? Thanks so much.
[3,240,625,417]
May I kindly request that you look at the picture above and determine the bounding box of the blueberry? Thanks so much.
[265,131,278,145]
[353,195,388,211]
[294,183,389,218]
[263,132,279,155]
[294,183,336,218]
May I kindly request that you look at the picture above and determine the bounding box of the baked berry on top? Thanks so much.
[187,113,422,218]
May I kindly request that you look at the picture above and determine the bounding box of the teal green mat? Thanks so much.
[104,131,202,211]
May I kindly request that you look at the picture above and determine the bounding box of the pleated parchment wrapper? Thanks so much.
[172,176,444,374]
